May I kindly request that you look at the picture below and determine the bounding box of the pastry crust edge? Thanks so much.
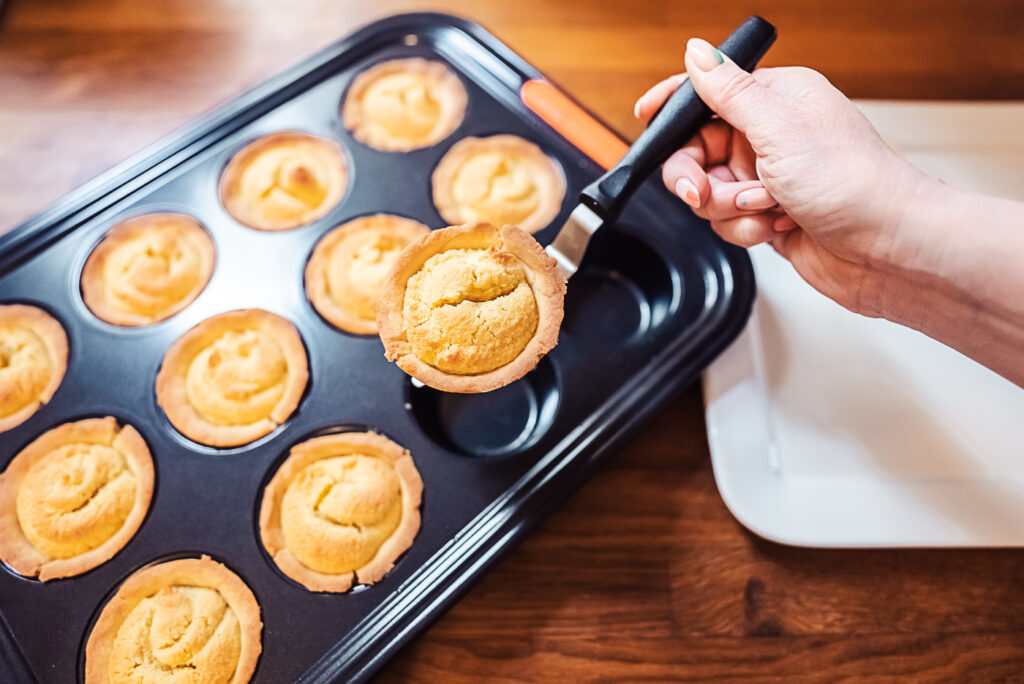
[81,213,216,327]
[305,214,430,335]
[0,304,69,434]
[0,416,154,581]
[155,309,309,447]
[376,221,565,394]
[83,555,262,684]
[258,431,423,593]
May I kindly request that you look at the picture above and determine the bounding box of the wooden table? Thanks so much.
[3,1,1024,680]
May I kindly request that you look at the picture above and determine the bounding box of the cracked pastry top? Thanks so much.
[376,221,565,393]
[84,555,261,684]
[0,417,154,581]
[431,134,566,234]
[259,431,422,593]
[305,214,430,335]
[156,309,308,447]
[342,57,467,152]
[0,304,68,434]
[218,131,347,231]
[81,213,216,326]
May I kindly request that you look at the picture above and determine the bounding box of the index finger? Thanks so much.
[634,73,687,122]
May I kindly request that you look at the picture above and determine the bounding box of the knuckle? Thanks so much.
[721,217,769,248]
[715,71,758,107]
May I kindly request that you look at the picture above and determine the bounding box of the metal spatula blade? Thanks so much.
[545,204,603,279]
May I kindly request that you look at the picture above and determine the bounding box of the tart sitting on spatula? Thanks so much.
[376,221,565,393]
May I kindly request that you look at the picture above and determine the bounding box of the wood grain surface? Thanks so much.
[2,1,1024,681]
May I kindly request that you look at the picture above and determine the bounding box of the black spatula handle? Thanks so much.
[579,16,776,222]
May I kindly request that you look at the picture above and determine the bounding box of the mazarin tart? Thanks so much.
[0,417,154,581]
[219,131,347,231]
[156,309,309,447]
[342,57,467,152]
[84,555,262,684]
[0,304,68,434]
[305,214,430,335]
[81,213,215,326]
[432,134,566,234]
[259,431,422,593]
[376,222,565,393]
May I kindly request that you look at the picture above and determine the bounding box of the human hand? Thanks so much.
[634,39,936,317]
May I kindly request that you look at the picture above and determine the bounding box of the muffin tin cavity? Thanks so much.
[80,213,216,327]
[155,309,310,448]
[257,428,423,593]
[408,356,560,458]
[562,229,680,345]
[0,302,69,435]
[218,131,349,232]
[342,57,468,152]
[80,553,263,684]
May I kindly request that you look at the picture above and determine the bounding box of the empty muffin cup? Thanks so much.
[407,356,560,458]
[561,229,681,346]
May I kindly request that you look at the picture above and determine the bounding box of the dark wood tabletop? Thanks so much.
[3,1,1024,681]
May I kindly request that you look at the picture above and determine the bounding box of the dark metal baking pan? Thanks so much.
[0,12,754,683]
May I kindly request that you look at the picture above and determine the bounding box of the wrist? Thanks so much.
[861,161,959,321]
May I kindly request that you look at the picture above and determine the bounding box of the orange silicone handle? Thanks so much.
[520,79,628,171]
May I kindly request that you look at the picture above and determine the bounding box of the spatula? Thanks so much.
[545,15,777,279]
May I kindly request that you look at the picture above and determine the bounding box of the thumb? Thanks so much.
[683,37,782,141]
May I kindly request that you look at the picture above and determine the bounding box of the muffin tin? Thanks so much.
[0,13,754,683]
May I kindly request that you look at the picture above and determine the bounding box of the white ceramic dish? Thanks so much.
[703,101,1024,547]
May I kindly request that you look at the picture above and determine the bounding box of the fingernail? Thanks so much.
[773,215,798,232]
[686,38,724,72]
[674,178,701,208]
[633,98,644,120]
[735,187,778,211]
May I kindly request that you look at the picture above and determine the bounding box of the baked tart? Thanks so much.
[259,431,422,593]
[81,213,215,326]
[0,417,154,581]
[342,57,467,151]
[218,131,347,231]
[84,555,262,684]
[156,309,308,447]
[0,304,68,434]
[377,222,565,393]
[432,134,566,234]
[305,214,430,335]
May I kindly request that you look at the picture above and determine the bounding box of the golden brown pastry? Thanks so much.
[218,131,347,231]
[84,555,262,684]
[305,214,430,335]
[0,417,154,581]
[259,431,422,593]
[81,213,216,326]
[156,309,308,447]
[0,304,68,434]
[342,58,467,151]
[432,135,566,234]
[377,222,565,393]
